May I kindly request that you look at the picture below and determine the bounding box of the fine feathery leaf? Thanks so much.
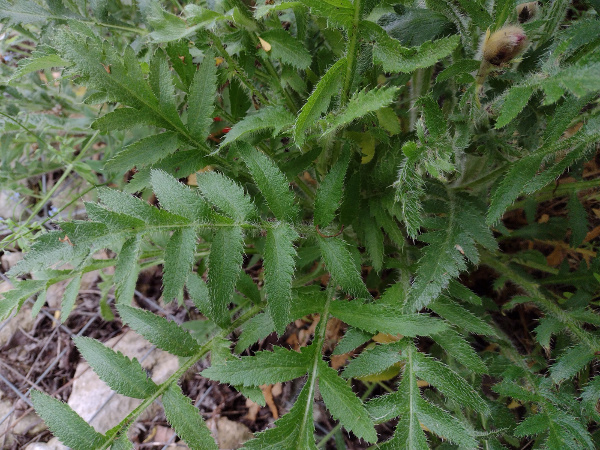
[30,390,108,450]
[329,299,448,336]
[201,345,312,386]
[61,273,82,322]
[298,0,353,28]
[342,343,403,379]
[162,383,218,450]
[113,235,141,305]
[0,279,46,321]
[72,336,158,399]
[220,106,295,148]
[549,343,595,383]
[364,21,460,73]
[238,142,298,221]
[196,171,256,222]
[495,85,534,129]
[162,227,197,303]
[323,87,400,136]
[150,169,212,222]
[264,222,299,335]
[317,236,370,298]
[418,95,447,139]
[317,359,378,443]
[207,226,244,327]
[244,377,317,449]
[260,29,312,69]
[187,52,218,141]
[117,304,200,357]
[104,132,180,174]
[314,146,351,228]
[294,57,347,146]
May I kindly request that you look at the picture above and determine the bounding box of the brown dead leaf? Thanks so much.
[546,246,564,266]
[330,353,349,370]
[260,385,279,419]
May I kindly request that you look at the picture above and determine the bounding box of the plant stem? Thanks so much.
[341,0,362,105]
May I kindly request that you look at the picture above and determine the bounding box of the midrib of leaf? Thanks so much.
[297,291,332,449]
[97,303,264,449]
[406,345,420,447]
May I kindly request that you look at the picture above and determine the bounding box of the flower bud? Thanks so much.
[517,2,539,23]
[482,26,528,66]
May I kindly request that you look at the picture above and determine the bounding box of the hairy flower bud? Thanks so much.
[517,2,539,23]
[482,26,528,66]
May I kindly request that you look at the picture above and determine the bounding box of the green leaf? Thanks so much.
[342,343,403,379]
[418,95,446,139]
[150,169,212,222]
[314,147,351,228]
[196,171,256,222]
[162,383,218,450]
[234,313,274,353]
[185,272,211,317]
[417,399,478,449]
[260,29,312,69]
[413,352,489,414]
[207,226,244,327]
[72,336,157,399]
[549,343,595,383]
[114,235,141,305]
[61,273,82,322]
[0,280,46,321]
[117,305,200,357]
[221,106,295,148]
[298,0,353,28]
[362,217,384,272]
[332,327,373,355]
[429,296,496,336]
[323,87,399,136]
[330,299,448,336]
[244,378,317,449]
[111,431,134,450]
[294,57,347,146]
[91,107,158,133]
[30,390,107,450]
[264,223,299,335]
[367,21,460,73]
[163,228,197,303]
[201,345,312,386]
[9,45,67,80]
[238,143,298,221]
[495,86,534,129]
[104,132,180,173]
[431,329,488,374]
[149,49,183,128]
[317,236,369,298]
[187,52,218,141]
[435,59,480,84]
[487,151,546,224]
[318,359,377,443]
[394,142,425,239]
[0,0,52,24]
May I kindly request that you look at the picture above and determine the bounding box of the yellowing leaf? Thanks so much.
[259,36,272,52]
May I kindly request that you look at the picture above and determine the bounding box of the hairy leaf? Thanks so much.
[31,390,107,450]
[264,223,298,334]
[117,305,200,357]
[202,345,312,386]
[221,106,295,148]
[294,57,347,146]
[72,336,157,398]
[196,171,256,222]
[238,143,298,221]
[162,383,218,449]
[163,227,197,303]
[318,359,377,443]
[207,226,244,327]
[314,147,351,228]
[318,236,369,298]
